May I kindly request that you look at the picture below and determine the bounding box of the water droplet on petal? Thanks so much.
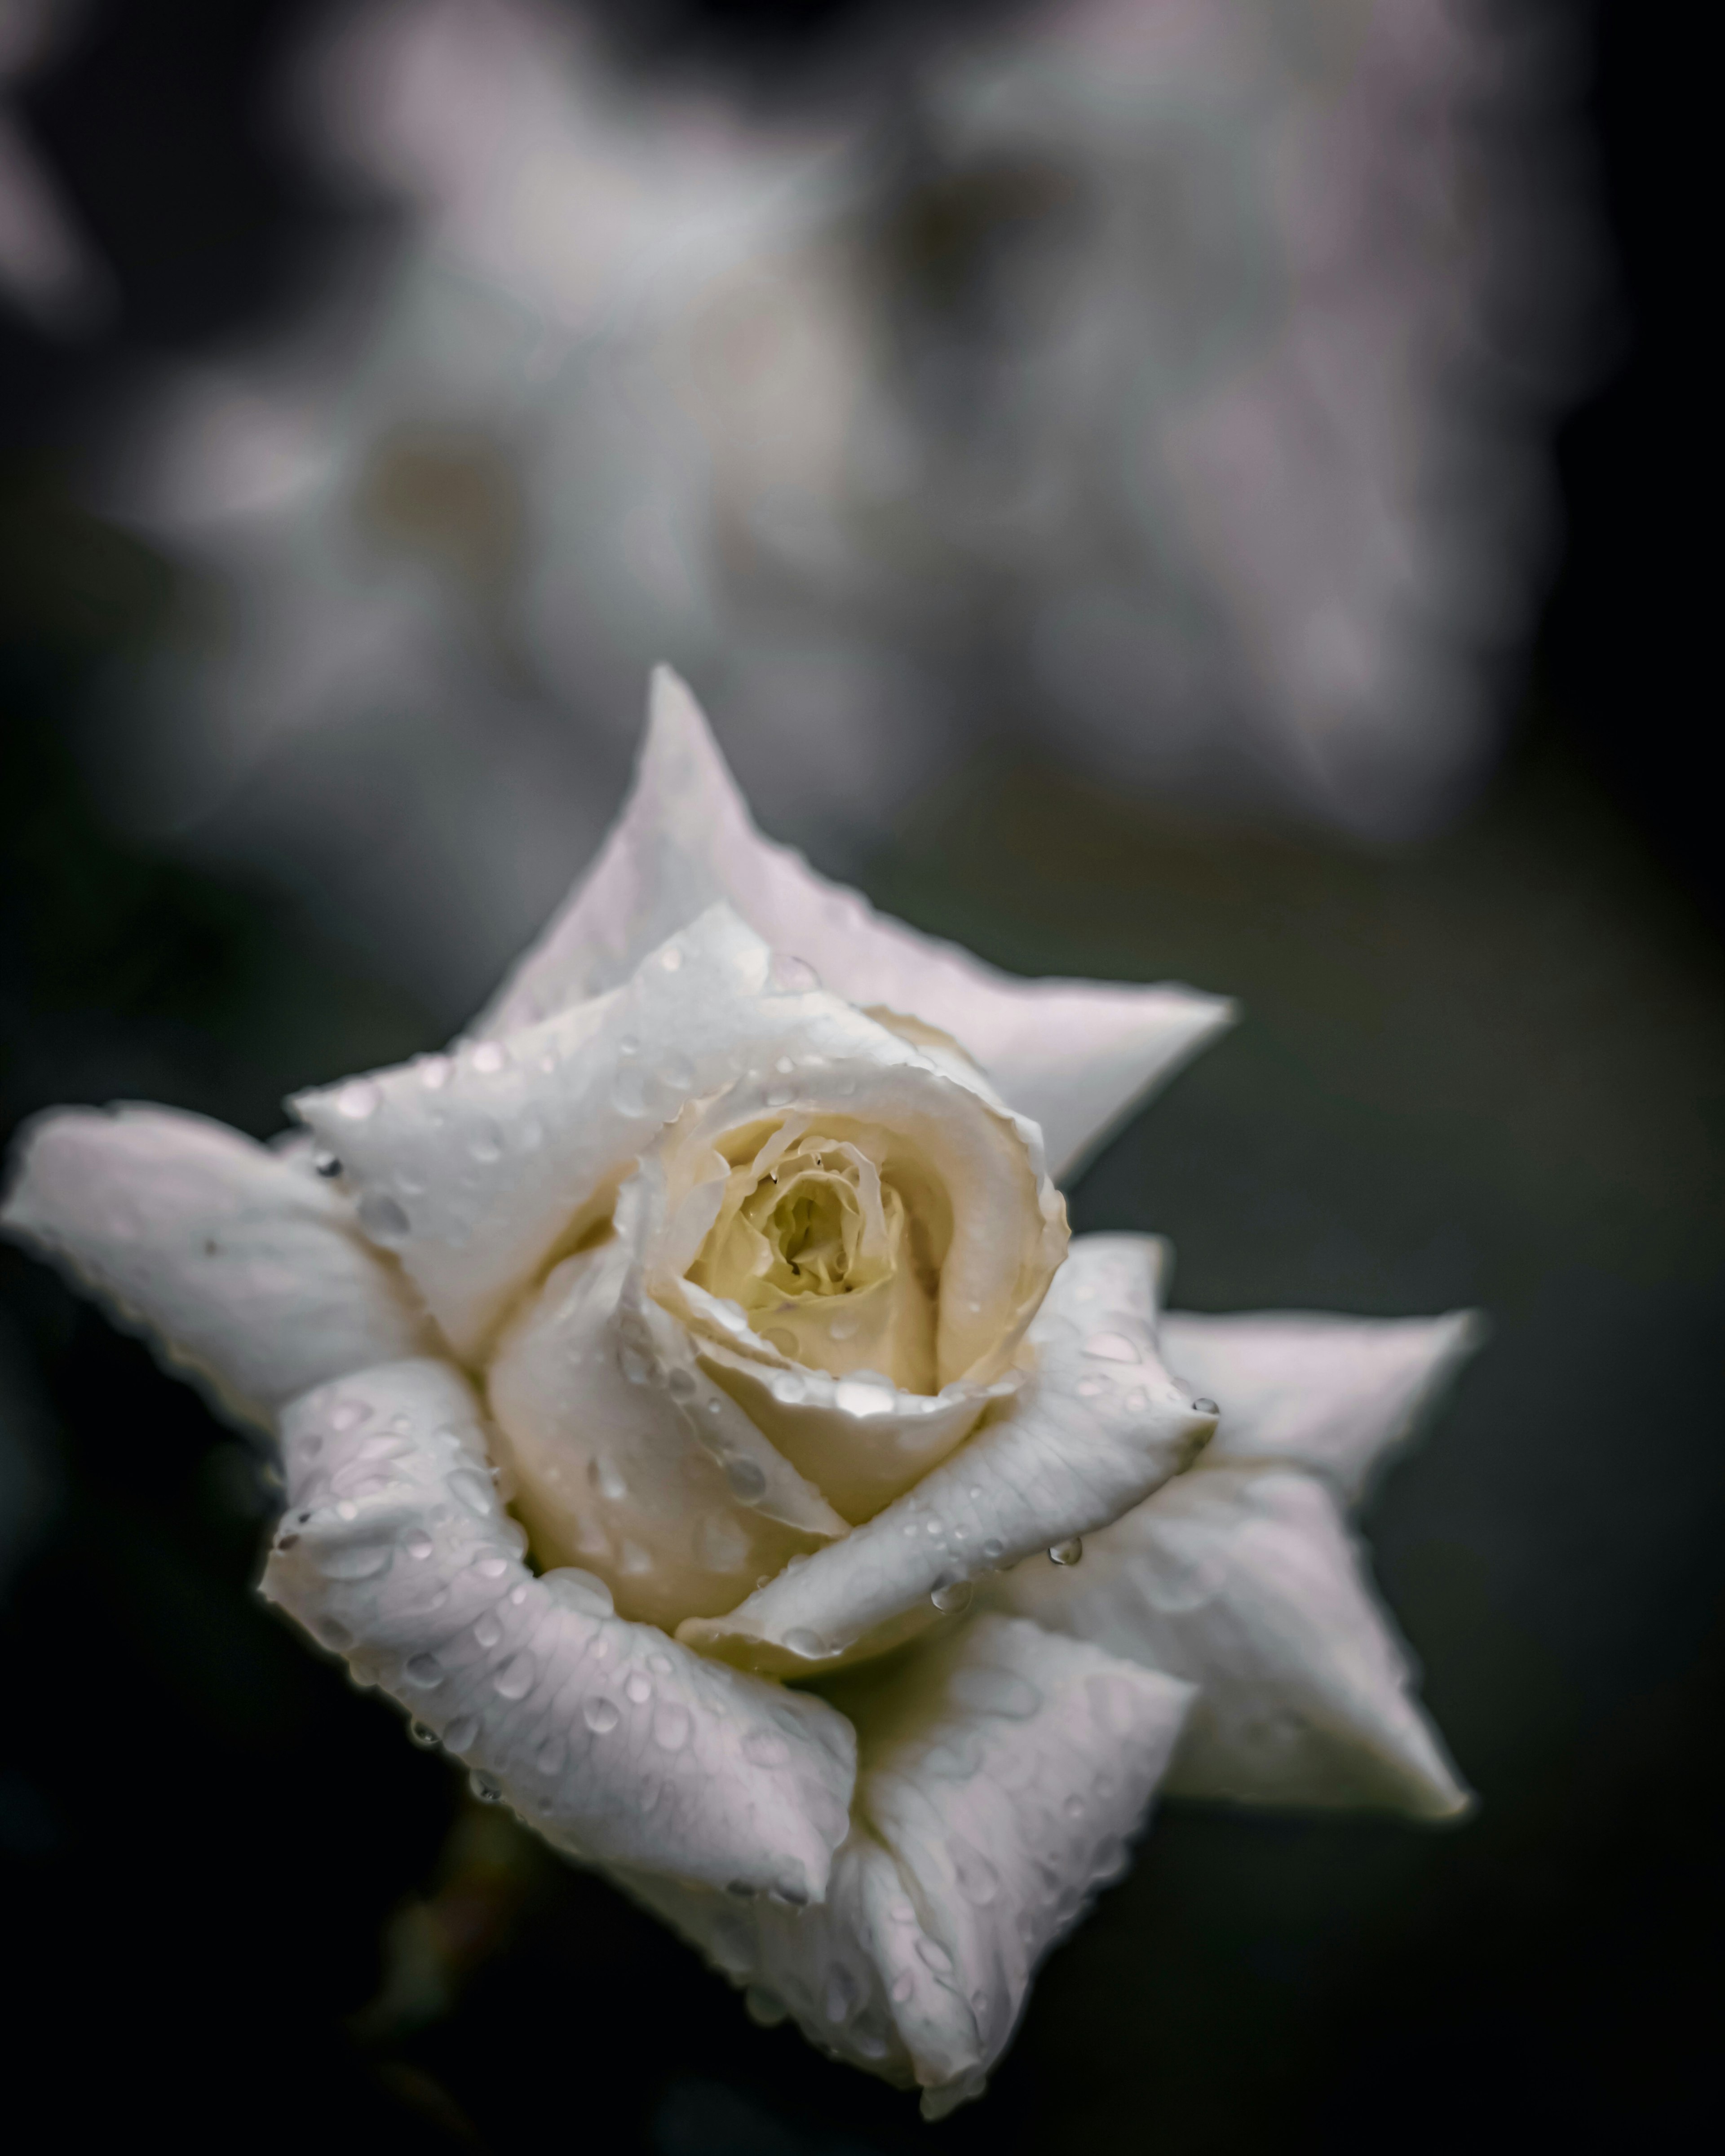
[662,1051,694,1091]
[584,1697,620,1734]
[469,1772,503,1803]
[588,1456,628,1503]
[610,1067,648,1117]
[659,945,683,972]
[408,1720,439,1748]
[770,954,818,992]
[1084,1331,1140,1364]
[313,1150,342,1178]
[470,1041,506,1074]
[724,1456,767,1504]
[890,1970,915,2004]
[931,1575,973,1614]
[404,1530,433,1560]
[449,1468,495,1517]
[1192,1396,1220,1416]
[418,1054,451,1090]
[1048,1537,1084,1567]
[783,1628,828,1661]
[335,1079,380,1121]
[824,1966,859,2023]
[981,1537,1005,1565]
[493,1652,535,1700]
[357,1191,410,1242]
[329,1398,367,1433]
[468,1119,504,1163]
[320,1541,392,1581]
[404,1653,443,1688]
[653,1704,690,1752]
[473,1613,503,1649]
[625,1671,653,1705]
[954,1847,1000,1904]
[541,1567,615,1617]
[444,1715,479,1752]
[745,1986,789,2028]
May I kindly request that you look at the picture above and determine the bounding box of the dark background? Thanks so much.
[1,4,1716,2151]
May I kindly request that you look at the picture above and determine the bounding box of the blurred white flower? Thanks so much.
[87,0,1590,1012]
[4,668,1475,2111]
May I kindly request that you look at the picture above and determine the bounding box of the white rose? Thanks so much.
[2,668,1476,2115]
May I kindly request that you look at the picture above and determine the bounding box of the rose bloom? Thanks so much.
[3,671,1477,2113]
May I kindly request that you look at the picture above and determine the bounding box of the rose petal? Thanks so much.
[486,1228,846,1630]
[263,1357,856,1900]
[294,905,1062,1365]
[0,1106,437,1421]
[1163,1307,1484,1505]
[985,1465,1471,1819]
[475,667,1234,1178]
[680,1236,1215,1674]
[628,1613,1192,2113]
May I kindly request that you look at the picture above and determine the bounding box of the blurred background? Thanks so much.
[0,2,1716,2150]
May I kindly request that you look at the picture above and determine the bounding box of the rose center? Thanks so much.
[758,1172,861,1295]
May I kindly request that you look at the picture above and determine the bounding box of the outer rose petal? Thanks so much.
[681,1236,1215,1675]
[627,1613,1193,2115]
[1163,1307,1483,1504]
[0,1106,437,1421]
[263,1357,857,1900]
[476,668,1234,1180]
[985,1466,1470,1819]
[295,906,1060,1365]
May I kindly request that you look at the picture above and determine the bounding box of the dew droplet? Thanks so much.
[745,1986,789,2028]
[653,1703,690,1752]
[404,1653,443,1688]
[1048,1537,1084,1567]
[541,1567,614,1617]
[470,1041,506,1074]
[588,1456,628,1503]
[469,1772,503,1803]
[474,1555,509,1579]
[1192,1396,1220,1416]
[584,1696,620,1734]
[444,1715,479,1752]
[954,1847,1000,1905]
[662,1051,694,1091]
[930,1575,973,1614]
[890,1970,915,2004]
[329,1398,367,1433]
[449,1468,495,1518]
[783,1628,828,1661]
[981,1537,1005,1565]
[823,1965,859,2023]
[335,1079,380,1121]
[950,1666,1040,1719]
[313,1151,342,1178]
[610,1067,648,1117]
[418,1054,451,1090]
[723,1454,767,1505]
[473,1612,503,1649]
[320,1541,392,1581]
[535,1735,566,1775]
[1075,1374,1108,1399]
[407,1720,439,1748]
[493,1651,536,1700]
[404,1530,433,1560]
[625,1670,653,1705]
[770,953,818,992]
[357,1191,410,1242]
[659,945,683,972]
